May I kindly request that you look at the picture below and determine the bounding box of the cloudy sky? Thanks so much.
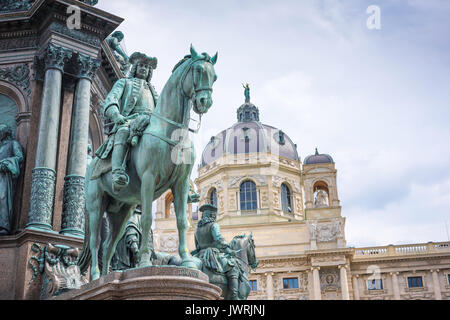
[96,0,450,247]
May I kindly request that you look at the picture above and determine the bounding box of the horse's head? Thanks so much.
[231,233,259,272]
[182,45,218,115]
[246,232,259,270]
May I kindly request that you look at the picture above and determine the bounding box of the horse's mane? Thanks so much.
[172,52,213,73]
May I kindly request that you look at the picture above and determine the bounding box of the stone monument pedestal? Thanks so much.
[51,266,222,300]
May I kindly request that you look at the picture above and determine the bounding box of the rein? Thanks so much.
[144,56,210,145]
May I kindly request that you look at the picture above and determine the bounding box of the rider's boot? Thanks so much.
[228,274,240,300]
[111,130,130,193]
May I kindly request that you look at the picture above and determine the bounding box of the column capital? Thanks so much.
[75,53,101,80]
[43,44,73,72]
[390,271,400,276]
[311,266,320,271]
[338,264,348,270]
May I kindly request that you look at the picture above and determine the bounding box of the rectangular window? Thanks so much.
[447,274,450,285]
[407,276,423,288]
[367,279,383,290]
[283,277,299,289]
[250,280,257,291]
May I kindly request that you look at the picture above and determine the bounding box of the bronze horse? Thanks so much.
[78,45,218,280]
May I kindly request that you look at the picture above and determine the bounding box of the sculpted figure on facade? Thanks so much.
[0,124,23,235]
[94,52,158,193]
[106,31,131,74]
[314,189,328,208]
[111,207,144,270]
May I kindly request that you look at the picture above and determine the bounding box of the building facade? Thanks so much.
[153,93,450,300]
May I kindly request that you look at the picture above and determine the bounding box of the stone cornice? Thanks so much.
[0,228,83,249]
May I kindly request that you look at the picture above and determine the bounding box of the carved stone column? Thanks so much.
[431,270,442,300]
[339,264,350,300]
[352,275,360,300]
[60,54,100,238]
[27,44,73,232]
[265,272,274,300]
[312,267,321,300]
[390,272,400,300]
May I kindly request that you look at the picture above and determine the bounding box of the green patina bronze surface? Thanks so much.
[78,45,218,281]
[190,204,259,300]
[0,124,23,235]
[106,31,130,74]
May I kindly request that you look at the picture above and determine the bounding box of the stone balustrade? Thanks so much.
[353,241,450,259]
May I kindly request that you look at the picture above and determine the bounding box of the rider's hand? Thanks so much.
[113,114,126,125]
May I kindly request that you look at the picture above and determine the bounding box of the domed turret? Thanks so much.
[200,84,299,167]
[303,148,334,165]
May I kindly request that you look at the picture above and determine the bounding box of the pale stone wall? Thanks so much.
[153,142,450,301]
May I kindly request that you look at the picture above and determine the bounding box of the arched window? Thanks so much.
[209,188,217,208]
[281,183,292,213]
[240,180,257,211]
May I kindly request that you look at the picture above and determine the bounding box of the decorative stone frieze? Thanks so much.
[0,64,31,96]
[28,242,87,299]
[27,168,57,231]
[0,0,33,13]
[61,175,86,237]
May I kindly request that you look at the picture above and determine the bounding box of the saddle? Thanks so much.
[90,114,151,180]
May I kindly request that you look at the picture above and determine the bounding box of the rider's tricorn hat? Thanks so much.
[199,203,217,214]
[129,52,158,69]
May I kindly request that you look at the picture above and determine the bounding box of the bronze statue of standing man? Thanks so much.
[0,124,23,235]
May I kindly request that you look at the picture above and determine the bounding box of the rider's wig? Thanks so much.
[129,52,158,84]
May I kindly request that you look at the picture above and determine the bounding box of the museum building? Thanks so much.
[153,80,450,301]
[0,0,449,300]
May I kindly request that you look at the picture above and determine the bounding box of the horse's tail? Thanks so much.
[77,162,94,275]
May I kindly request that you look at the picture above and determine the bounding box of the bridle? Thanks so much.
[145,56,214,145]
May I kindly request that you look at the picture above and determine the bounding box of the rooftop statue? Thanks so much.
[106,31,131,74]
[242,83,250,103]
[191,204,259,300]
[78,45,218,281]
[0,124,23,235]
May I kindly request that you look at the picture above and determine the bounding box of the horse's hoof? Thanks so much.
[137,261,152,268]
[91,271,100,281]
[181,258,198,270]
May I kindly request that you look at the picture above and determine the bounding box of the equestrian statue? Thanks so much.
[191,204,259,300]
[78,45,218,281]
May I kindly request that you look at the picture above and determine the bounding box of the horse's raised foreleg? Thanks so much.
[173,178,197,269]
[137,170,155,267]
[85,181,104,281]
[101,204,135,275]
